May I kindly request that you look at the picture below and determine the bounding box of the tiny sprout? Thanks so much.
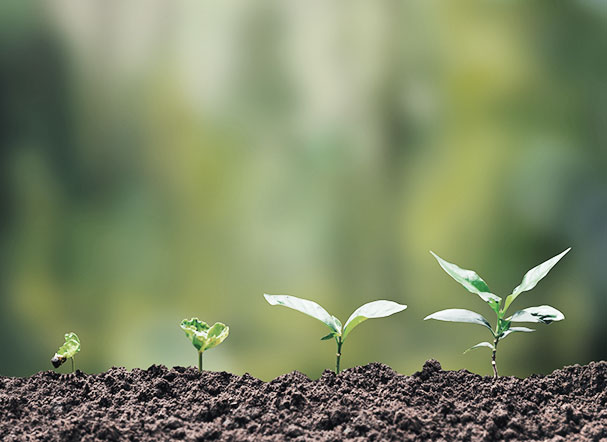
[264,294,407,373]
[51,332,80,373]
[425,249,570,378]
[180,318,229,371]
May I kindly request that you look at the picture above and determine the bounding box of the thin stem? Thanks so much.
[71,357,75,374]
[491,338,499,379]
[198,352,203,371]
[335,337,343,374]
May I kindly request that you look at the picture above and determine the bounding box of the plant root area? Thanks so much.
[1,360,606,441]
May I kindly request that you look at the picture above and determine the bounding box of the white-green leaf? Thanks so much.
[180,318,230,352]
[501,326,535,339]
[332,316,343,333]
[463,341,494,353]
[51,332,81,368]
[264,294,342,334]
[505,248,571,312]
[342,300,407,340]
[508,305,565,324]
[55,332,80,359]
[424,308,493,332]
[430,251,502,309]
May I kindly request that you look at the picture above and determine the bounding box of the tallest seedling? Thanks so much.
[264,294,406,373]
[425,248,570,378]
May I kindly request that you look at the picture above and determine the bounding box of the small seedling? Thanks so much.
[51,332,80,373]
[264,294,407,373]
[180,318,229,371]
[424,248,570,378]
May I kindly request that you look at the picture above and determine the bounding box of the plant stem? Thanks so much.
[71,357,75,374]
[198,352,203,371]
[335,337,343,374]
[491,338,499,379]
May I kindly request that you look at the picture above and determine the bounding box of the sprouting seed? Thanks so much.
[51,332,80,373]
[424,248,570,378]
[264,294,407,373]
[180,318,229,371]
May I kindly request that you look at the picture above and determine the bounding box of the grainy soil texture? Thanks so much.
[1,360,606,441]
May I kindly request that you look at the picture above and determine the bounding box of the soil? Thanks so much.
[1,360,606,441]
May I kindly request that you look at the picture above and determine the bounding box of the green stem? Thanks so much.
[492,337,499,379]
[335,337,343,374]
[71,356,75,374]
[198,351,203,371]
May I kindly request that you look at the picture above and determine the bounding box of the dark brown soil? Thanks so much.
[1,360,606,441]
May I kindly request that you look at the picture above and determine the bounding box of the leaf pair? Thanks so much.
[424,305,564,334]
[263,294,407,342]
[460,329,535,353]
[180,318,229,353]
[462,324,538,355]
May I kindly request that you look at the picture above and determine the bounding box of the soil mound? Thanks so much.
[1,360,606,441]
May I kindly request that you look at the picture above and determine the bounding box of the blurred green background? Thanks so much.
[0,0,605,380]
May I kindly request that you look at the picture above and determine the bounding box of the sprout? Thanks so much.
[51,332,80,373]
[425,249,570,378]
[180,318,229,371]
[264,294,407,373]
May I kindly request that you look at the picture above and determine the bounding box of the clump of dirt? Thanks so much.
[1,360,606,441]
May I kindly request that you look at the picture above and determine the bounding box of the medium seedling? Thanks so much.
[424,249,570,378]
[51,332,80,373]
[264,294,407,373]
[180,318,229,371]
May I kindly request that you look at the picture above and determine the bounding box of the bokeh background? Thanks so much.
[1,0,606,380]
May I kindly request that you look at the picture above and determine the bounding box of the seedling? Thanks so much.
[51,332,80,373]
[180,318,229,371]
[424,249,570,378]
[264,294,407,373]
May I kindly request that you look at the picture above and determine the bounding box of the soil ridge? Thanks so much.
[1,360,606,441]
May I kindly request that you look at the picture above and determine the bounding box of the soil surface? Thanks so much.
[1,360,606,441]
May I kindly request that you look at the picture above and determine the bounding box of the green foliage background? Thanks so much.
[0,0,605,379]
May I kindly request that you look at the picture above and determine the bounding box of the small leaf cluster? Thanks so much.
[180,318,229,353]
[51,332,80,370]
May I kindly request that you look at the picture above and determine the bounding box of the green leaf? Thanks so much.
[51,332,80,368]
[430,251,502,310]
[320,332,336,341]
[501,326,535,339]
[180,318,229,352]
[508,305,565,324]
[463,341,494,353]
[55,332,80,359]
[264,294,342,334]
[504,248,571,312]
[342,300,407,340]
[424,308,494,333]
